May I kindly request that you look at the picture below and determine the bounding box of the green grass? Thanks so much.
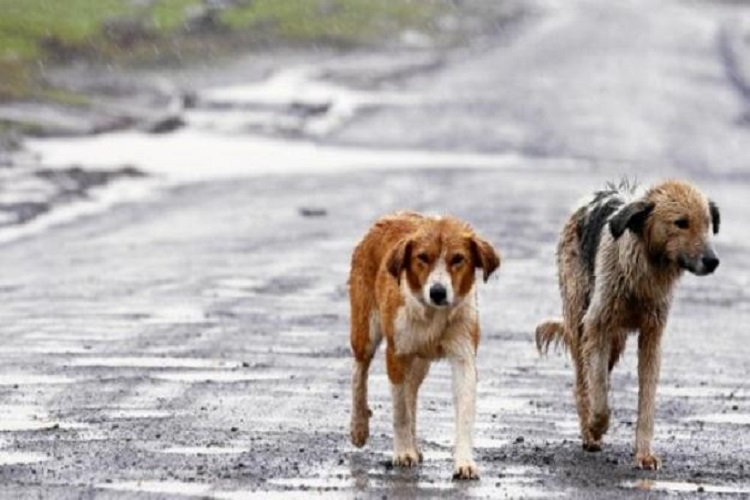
[221,0,440,46]
[151,0,201,31]
[0,0,129,60]
[0,0,445,102]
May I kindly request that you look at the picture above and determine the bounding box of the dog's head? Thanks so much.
[387,217,500,308]
[609,180,720,276]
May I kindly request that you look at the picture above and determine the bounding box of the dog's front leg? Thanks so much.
[635,323,664,470]
[449,341,479,480]
[387,347,419,467]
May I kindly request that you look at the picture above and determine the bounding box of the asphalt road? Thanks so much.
[2,0,750,498]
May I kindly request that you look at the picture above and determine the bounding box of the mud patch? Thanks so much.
[0,373,77,386]
[0,405,62,432]
[100,409,174,420]
[621,479,750,495]
[0,451,49,466]
[151,370,289,383]
[684,413,750,425]
[96,480,212,496]
[156,445,248,455]
[0,166,144,227]
[66,356,242,369]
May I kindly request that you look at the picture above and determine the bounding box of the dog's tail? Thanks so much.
[535,319,567,355]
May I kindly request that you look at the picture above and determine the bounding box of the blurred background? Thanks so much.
[0,0,749,497]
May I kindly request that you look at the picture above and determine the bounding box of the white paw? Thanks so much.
[453,458,479,480]
[635,452,662,470]
[393,449,421,467]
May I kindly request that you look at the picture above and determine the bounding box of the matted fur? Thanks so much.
[349,212,500,480]
[535,180,720,470]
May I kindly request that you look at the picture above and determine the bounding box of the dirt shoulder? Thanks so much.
[0,0,524,142]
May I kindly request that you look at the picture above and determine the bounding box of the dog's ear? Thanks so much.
[469,235,501,283]
[709,200,720,235]
[609,201,655,239]
[387,238,413,283]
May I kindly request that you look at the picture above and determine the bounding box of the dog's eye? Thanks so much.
[674,217,689,229]
[450,254,465,266]
[417,252,430,264]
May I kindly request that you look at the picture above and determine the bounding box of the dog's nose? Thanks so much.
[429,284,448,305]
[702,255,720,273]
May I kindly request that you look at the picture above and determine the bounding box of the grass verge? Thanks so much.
[0,0,453,102]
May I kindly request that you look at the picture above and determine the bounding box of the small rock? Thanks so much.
[299,207,328,217]
[515,436,524,444]
[144,115,185,134]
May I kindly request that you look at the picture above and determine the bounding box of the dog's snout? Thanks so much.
[429,284,448,305]
[702,255,719,274]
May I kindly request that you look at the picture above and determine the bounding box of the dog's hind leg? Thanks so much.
[350,307,382,448]
[562,286,595,450]
[571,338,596,451]
[582,318,611,450]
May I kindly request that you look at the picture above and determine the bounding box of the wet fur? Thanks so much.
[535,180,720,470]
[349,212,500,480]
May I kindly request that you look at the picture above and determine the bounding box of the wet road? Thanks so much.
[2,0,750,498]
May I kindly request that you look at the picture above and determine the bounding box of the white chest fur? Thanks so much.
[392,280,477,358]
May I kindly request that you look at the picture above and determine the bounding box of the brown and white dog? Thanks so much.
[349,212,500,479]
[536,180,720,470]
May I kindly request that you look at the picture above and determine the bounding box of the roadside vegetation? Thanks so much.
[0,0,451,102]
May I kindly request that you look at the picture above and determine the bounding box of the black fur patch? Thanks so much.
[709,200,720,235]
[576,192,624,276]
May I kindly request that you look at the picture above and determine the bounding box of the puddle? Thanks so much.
[0,405,60,432]
[197,67,420,137]
[684,413,750,425]
[621,479,750,494]
[0,374,77,386]
[0,451,49,466]
[478,396,534,413]
[422,449,453,461]
[24,121,581,247]
[210,278,266,298]
[151,371,288,383]
[101,409,173,419]
[467,484,555,499]
[216,491,346,500]
[157,446,248,455]
[474,437,511,449]
[0,177,157,245]
[268,477,355,490]
[0,344,95,354]
[144,305,210,324]
[281,329,329,339]
[97,480,212,496]
[28,130,536,187]
[67,356,242,369]
[639,386,746,399]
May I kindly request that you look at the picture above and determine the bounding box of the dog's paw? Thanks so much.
[635,452,662,470]
[452,459,480,480]
[350,417,369,448]
[588,411,610,440]
[582,435,602,452]
[393,449,420,467]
